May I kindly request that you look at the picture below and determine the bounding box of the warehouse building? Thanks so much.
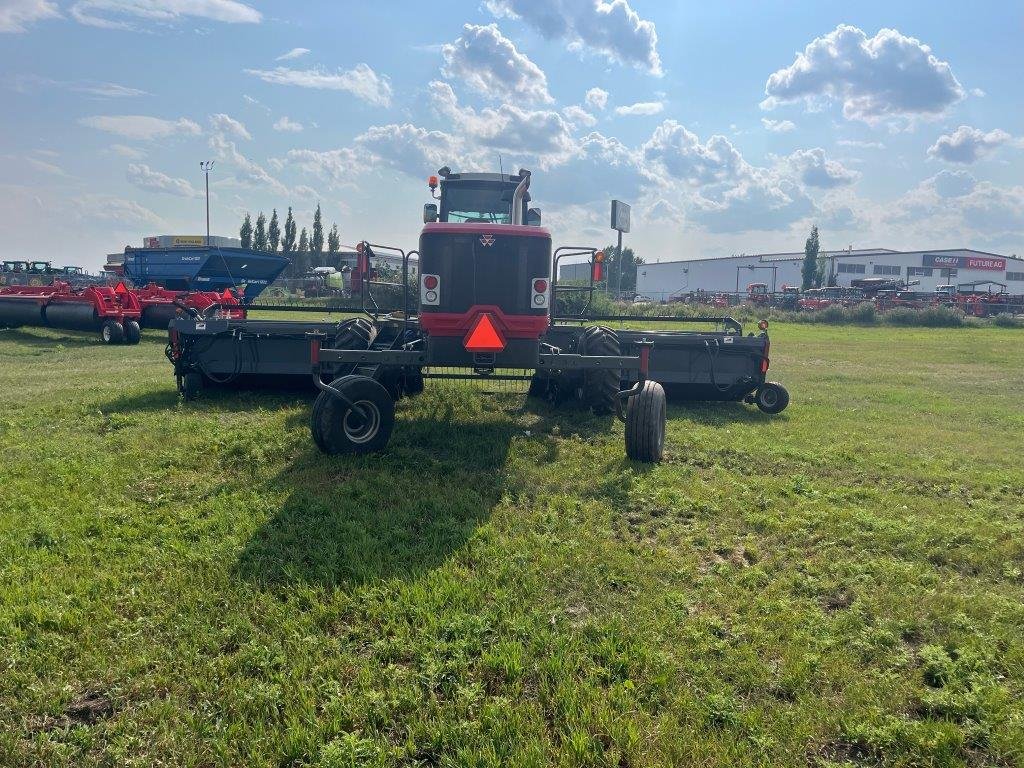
[624,248,1023,301]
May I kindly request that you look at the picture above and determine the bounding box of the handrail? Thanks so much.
[551,246,599,318]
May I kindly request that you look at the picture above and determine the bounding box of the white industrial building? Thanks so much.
[625,248,1023,301]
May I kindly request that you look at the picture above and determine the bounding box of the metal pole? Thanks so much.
[615,229,623,299]
[205,170,210,246]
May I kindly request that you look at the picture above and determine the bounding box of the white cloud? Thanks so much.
[73,193,164,227]
[209,112,251,140]
[276,47,310,61]
[208,133,287,195]
[926,125,1014,164]
[786,147,861,188]
[837,139,885,149]
[25,157,68,176]
[762,25,965,125]
[615,101,663,116]
[126,163,200,197]
[641,121,749,186]
[0,0,60,33]
[927,169,976,198]
[244,63,392,107]
[78,114,201,140]
[487,0,662,75]
[9,75,146,97]
[585,87,609,110]
[562,105,596,129]
[441,23,552,104]
[242,94,270,112]
[69,0,260,29]
[284,147,361,184]
[355,124,463,175]
[273,116,303,132]
[428,80,576,168]
[108,143,146,158]
[761,118,795,133]
[690,175,815,234]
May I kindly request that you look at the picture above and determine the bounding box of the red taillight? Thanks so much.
[533,278,547,293]
[424,275,438,290]
[593,262,603,282]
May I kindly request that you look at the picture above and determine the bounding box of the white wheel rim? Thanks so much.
[103,326,111,341]
[343,400,381,444]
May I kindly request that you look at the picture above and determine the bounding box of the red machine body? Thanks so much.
[134,283,245,329]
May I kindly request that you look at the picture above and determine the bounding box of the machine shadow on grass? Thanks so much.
[0,328,103,349]
[234,394,617,590]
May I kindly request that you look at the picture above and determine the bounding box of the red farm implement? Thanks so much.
[0,281,143,343]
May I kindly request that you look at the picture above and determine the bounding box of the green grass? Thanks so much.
[1,322,1022,767]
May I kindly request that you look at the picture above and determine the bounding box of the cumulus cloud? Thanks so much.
[69,0,260,30]
[690,175,815,233]
[428,80,576,168]
[786,147,861,188]
[641,121,749,186]
[562,105,597,129]
[487,0,662,75]
[244,63,392,107]
[0,0,60,32]
[762,24,965,125]
[284,147,361,184]
[273,116,303,132]
[761,118,795,133]
[208,133,287,195]
[441,23,552,103]
[126,163,200,197]
[585,87,609,110]
[78,114,201,140]
[927,169,976,198]
[926,125,1014,164]
[355,124,464,175]
[276,47,309,61]
[209,112,251,140]
[615,101,663,116]
[958,183,1024,236]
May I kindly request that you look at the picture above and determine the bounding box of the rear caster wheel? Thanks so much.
[755,382,789,414]
[625,381,666,463]
[311,375,395,455]
[124,320,142,345]
[101,320,124,344]
[178,371,202,401]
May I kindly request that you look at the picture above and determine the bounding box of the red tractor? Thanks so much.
[168,168,789,463]
[746,282,769,306]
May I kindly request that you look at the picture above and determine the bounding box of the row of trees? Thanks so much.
[801,225,838,289]
[239,204,342,274]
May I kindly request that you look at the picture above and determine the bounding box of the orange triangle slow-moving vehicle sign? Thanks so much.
[463,312,506,353]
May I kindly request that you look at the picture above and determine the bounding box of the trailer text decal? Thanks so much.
[922,254,1006,271]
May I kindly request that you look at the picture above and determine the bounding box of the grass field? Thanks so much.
[1,321,1022,767]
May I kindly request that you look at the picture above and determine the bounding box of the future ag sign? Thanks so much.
[923,253,1006,271]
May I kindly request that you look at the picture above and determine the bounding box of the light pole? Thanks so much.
[200,161,215,245]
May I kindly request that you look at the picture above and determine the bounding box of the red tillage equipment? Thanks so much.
[0,281,143,344]
[134,284,245,330]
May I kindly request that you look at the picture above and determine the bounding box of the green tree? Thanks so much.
[239,213,253,250]
[310,203,324,263]
[282,207,297,253]
[298,226,309,254]
[801,225,819,290]
[253,212,267,251]
[327,223,340,253]
[267,208,280,252]
[602,244,643,295]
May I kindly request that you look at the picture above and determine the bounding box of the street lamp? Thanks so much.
[200,160,215,246]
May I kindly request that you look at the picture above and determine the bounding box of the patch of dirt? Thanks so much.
[27,690,113,733]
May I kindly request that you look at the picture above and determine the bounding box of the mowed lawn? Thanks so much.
[0,321,1022,767]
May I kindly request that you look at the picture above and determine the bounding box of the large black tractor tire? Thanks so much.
[124,320,142,345]
[403,369,425,397]
[755,382,789,415]
[579,326,621,415]
[178,371,203,401]
[311,375,395,455]
[334,317,375,350]
[527,373,550,400]
[625,380,667,463]
[101,320,125,345]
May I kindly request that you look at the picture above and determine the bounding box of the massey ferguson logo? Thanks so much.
[479,234,495,246]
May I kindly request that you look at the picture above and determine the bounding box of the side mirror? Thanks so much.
[526,207,542,226]
[423,203,438,223]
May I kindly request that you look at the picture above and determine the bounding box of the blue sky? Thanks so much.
[2,0,1022,270]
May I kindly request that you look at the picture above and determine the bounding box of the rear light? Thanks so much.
[758,319,768,331]
[421,273,440,306]
[531,276,549,309]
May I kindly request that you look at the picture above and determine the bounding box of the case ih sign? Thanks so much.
[923,254,1006,271]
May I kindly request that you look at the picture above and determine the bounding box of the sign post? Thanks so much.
[610,200,631,298]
